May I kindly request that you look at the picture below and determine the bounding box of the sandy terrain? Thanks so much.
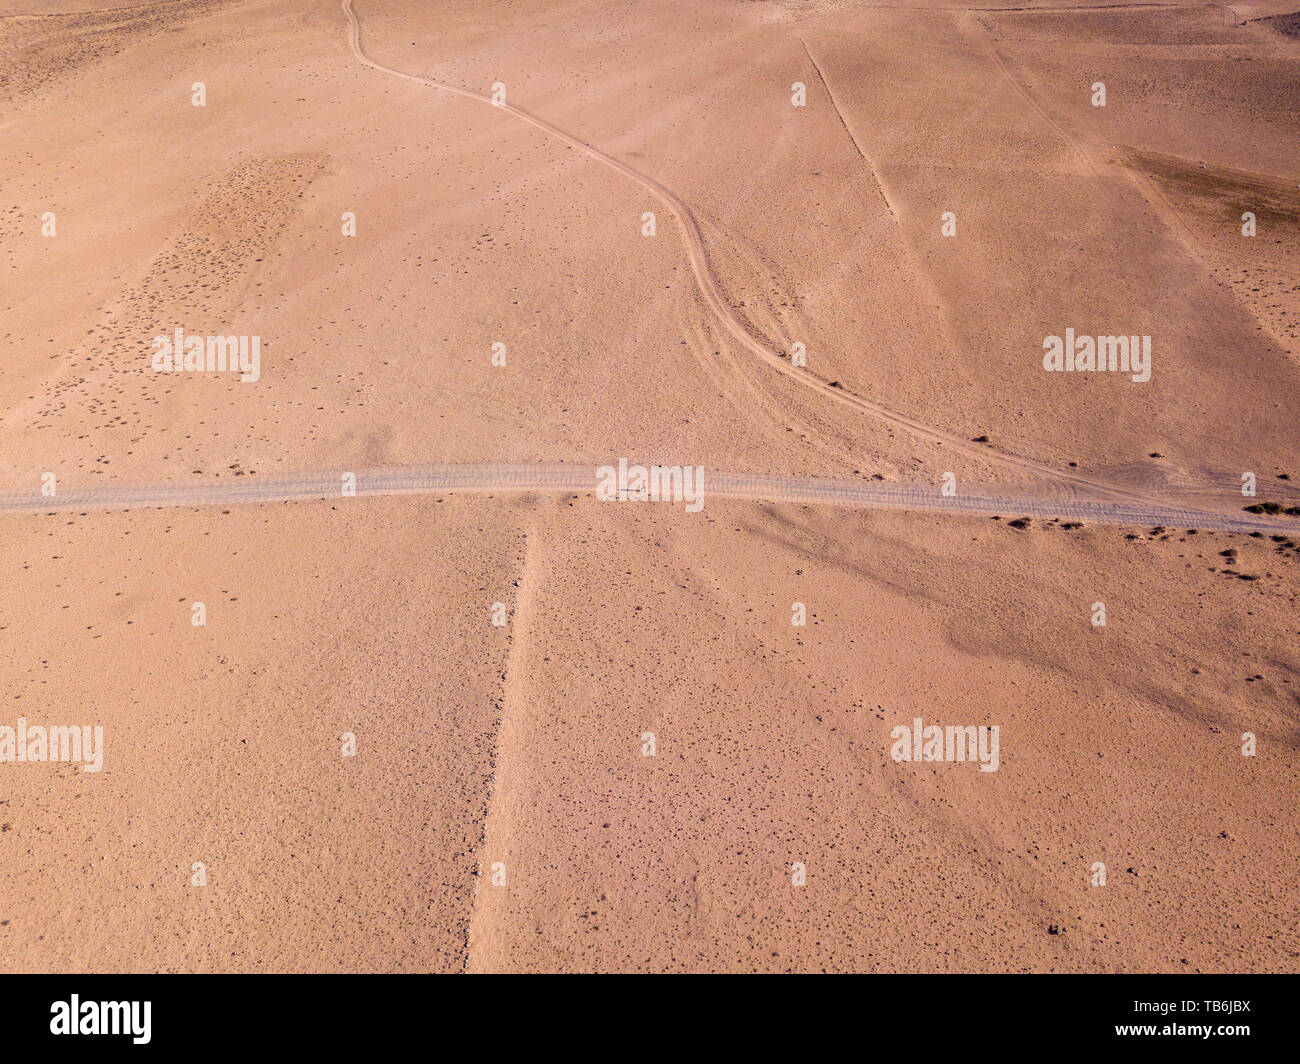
[1,0,1297,972]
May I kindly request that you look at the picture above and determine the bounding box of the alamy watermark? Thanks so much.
[1043,329,1150,383]
[890,717,999,773]
[596,459,705,512]
[50,996,149,1044]
[151,327,260,382]
[1,719,103,772]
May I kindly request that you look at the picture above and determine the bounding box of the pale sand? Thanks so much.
[1,0,1297,971]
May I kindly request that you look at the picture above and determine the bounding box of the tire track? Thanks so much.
[465,519,541,972]
[4,461,1295,534]
[960,11,1100,180]
[799,38,900,223]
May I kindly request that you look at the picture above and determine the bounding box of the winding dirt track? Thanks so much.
[3,462,1295,534]
[340,0,1163,505]
[2,4,1293,536]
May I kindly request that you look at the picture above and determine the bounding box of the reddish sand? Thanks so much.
[1,0,1297,971]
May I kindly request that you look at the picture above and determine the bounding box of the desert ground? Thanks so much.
[1,0,1298,972]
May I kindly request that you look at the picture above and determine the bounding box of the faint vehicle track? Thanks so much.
[2,462,1295,534]
[960,10,1101,179]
